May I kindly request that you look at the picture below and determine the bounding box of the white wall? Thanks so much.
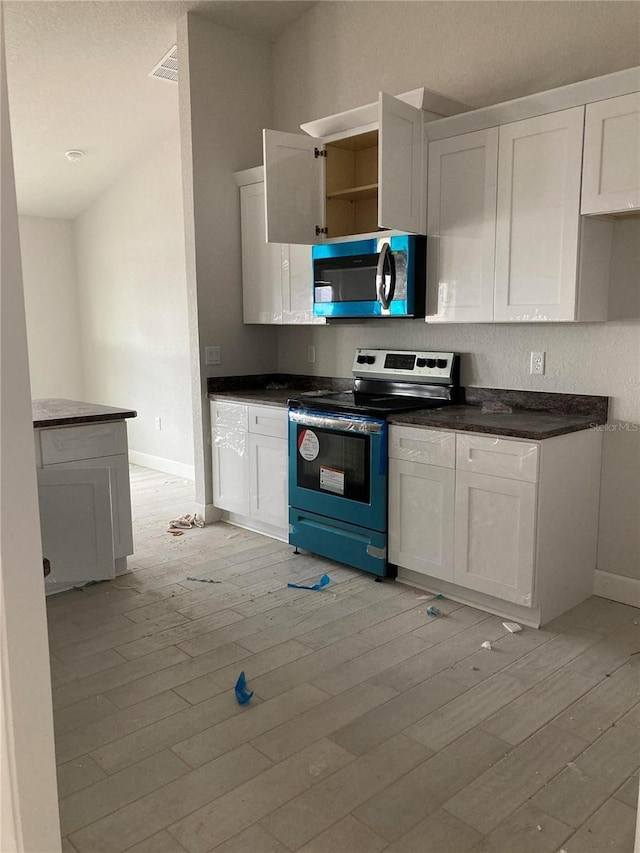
[19,215,84,399]
[178,13,277,511]
[0,11,61,850]
[74,129,194,477]
[272,2,640,586]
[273,1,640,131]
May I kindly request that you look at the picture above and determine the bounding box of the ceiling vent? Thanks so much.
[149,45,178,84]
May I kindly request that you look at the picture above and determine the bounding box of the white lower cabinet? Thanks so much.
[249,433,289,530]
[212,401,250,515]
[389,459,454,580]
[35,420,134,588]
[211,400,288,540]
[453,470,536,605]
[389,424,602,626]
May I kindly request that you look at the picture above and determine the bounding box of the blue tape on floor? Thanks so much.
[234,671,254,705]
[287,573,331,591]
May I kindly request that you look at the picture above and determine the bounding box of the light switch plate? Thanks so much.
[206,346,221,365]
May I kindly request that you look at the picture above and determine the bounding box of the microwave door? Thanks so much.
[375,242,396,314]
[314,255,378,305]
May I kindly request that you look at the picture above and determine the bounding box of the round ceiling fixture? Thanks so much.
[65,150,84,162]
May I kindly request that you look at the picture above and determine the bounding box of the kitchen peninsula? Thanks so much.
[33,398,136,592]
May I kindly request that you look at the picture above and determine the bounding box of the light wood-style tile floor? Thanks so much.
[48,465,640,852]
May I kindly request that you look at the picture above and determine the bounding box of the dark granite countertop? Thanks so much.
[33,399,137,429]
[207,374,351,409]
[207,378,609,440]
[389,405,603,440]
[208,388,308,408]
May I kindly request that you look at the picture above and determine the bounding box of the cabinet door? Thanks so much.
[426,128,498,322]
[282,243,323,324]
[38,467,115,583]
[46,454,133,558]
[454,470,536,605]
[240,181,284,323]
[211,403,249,515]
[378,93,425,234]
[249,433,288,531]
[494,107,584,322]
[263,129,324,244]
[582,92,640,215]
[389,459,454,580]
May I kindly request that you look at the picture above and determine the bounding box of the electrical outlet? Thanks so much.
[530,351,546,375]
[155,417,162,431]
[307,346,316,364]
[205,346,221,365]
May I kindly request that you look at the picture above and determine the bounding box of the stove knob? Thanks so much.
[416,358,427,367]
[426,358,437,368]
[436,359,448,369]
[356,355,367,364]
[365,355,376,365]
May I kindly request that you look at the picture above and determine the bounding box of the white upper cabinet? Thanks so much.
[240,180,284,323]
[263,93,427,244]
[581,91,640,215]
[263,131,324,245]
[378,93,426,234]
[236,169,321,325]
[426,128,498,322]
[494,107,585,322]
[282,243,319,324]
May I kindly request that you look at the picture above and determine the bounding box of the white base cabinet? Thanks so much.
[212,402,250,516]
[211,400,288,541]
[35,420,134,590]
[249,433,289,530]
[389,459,454,580]
[454,470,536,605]
[389,425,603,626]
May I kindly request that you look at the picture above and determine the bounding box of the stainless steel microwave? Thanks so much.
[312,235,426,319]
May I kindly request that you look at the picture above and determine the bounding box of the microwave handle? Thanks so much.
[375,242,396,310]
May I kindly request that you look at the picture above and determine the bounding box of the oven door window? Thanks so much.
[296,425,371,503]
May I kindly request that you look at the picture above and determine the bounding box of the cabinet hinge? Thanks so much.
[315,226,328,236]
[314,148,327,159]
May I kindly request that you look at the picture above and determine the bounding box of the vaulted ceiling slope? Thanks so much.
[4,1,313,219]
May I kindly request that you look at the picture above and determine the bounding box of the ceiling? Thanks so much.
[3,0,314,219]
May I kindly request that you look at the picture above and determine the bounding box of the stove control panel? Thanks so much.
[353,349,458,384]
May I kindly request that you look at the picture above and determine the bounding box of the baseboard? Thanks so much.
[128,450,195,481]
[594,570,640,608]
[195,503,221,524]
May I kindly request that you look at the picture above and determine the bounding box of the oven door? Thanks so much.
[288,409,387,532]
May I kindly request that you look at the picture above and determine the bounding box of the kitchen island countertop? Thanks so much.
[33,398,137,428]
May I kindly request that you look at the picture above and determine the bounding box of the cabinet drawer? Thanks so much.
[39,422,128,465]
[389,426,455,467]
[211,401,248,432]
[456,434,539,483]
[248,405,288,439]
